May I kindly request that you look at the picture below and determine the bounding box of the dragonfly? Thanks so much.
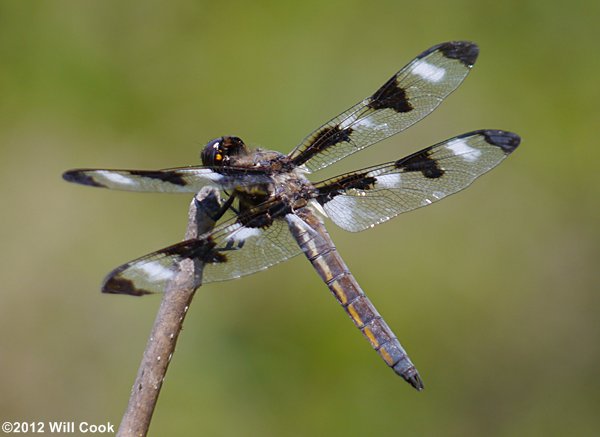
[63,41,520,391]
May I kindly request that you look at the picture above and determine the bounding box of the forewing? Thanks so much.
[63,166,273,193]
[315,130,520,232]
[102,209,303,295]
[288,41,479,172]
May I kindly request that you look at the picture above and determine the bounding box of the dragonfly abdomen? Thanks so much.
[287,209,424,391]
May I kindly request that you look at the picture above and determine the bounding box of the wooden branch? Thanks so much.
[117,187,222,437]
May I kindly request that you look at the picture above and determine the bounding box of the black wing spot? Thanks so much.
[368,76,413,113]
[160,238,226,264]
[237,201,292,229]
[417,41,479,67]
[317,172,377,203]
[396,150,445,179]
[223,238,245,251]
[239,215,272,228]
[102,276,153,296]
[479,130,521,154]
[294,125,354,166]
[129,170,187,186]
[62,170,107,188]
[437,41,479,67]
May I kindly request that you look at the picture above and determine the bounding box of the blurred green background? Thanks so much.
[1,0,598,435]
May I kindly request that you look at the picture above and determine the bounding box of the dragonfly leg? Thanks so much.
[198,190,237,222]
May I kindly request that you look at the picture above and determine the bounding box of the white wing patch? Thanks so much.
[97,170,138,187]
[411,60,446,83]
[446,138,482,162]
[138,261,175,282]
[200,169,224,182]
[233,226,262,242]
[354,117,376,129]
[375,173,402,189]
[323,195,394,232]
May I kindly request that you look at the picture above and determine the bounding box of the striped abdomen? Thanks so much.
[287,209,424,391]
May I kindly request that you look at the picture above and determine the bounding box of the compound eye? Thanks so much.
[201,137,225,166]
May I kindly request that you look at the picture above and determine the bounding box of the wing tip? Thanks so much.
[420,41,479,67]
[480,130,521,154]
[62,169,106,188]
[101,273,153,296]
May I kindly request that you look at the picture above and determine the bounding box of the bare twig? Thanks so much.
[117,187,222,437]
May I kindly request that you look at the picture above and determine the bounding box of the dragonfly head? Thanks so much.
[201,136,248,167]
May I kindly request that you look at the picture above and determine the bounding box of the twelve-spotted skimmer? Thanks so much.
[63,41,520,391]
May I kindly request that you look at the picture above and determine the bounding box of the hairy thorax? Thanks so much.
[230,148,315,214]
